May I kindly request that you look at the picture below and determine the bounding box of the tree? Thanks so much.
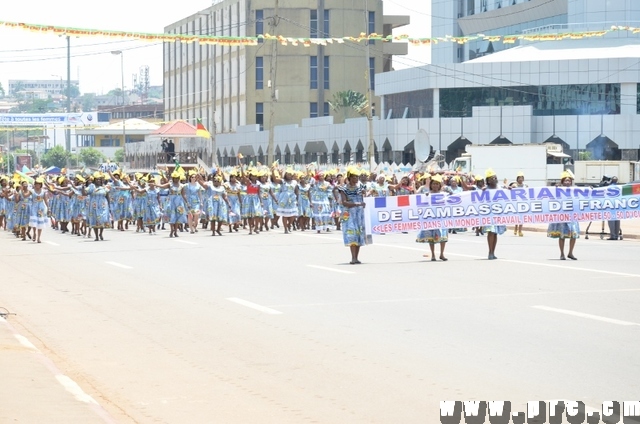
[79,147,105,167]
[114,148,125,163]
[0,82,5,98]
[40,145,70,168]
[328,90,368,123]
[79,93,97,111]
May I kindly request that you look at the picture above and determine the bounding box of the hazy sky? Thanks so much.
[0,0,430,96]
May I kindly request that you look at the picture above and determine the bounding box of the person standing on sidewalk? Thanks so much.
[606,176,621,240]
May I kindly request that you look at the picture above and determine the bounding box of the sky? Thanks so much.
[0,0,431,96]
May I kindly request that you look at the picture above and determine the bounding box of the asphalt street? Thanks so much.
[1,224,639,423]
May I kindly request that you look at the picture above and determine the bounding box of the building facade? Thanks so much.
[8,79,80,98]
[163,0,408,134]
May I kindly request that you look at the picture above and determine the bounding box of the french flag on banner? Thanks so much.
[374,196,411,208]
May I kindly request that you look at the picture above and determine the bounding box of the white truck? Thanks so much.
[450,143,568,186]
[571,160,640,185]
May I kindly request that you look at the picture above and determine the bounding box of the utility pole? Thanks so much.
[65,35,71,162]
[364,0,375,171]
[266,0,279,165]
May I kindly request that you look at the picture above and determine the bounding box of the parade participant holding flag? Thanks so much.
[547,171,579,260]
[338,167,367,264]
[483,169,506,260]
[416,174,448,261]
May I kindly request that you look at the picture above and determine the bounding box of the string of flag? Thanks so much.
[0,20,639,46]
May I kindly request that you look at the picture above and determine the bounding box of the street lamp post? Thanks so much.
[111,51,126,155]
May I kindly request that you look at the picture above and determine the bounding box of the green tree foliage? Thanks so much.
[114,148,125,163]
[40,145,70,168]
[328,90,368,123]
[79,93,97,111]
[78,147,105,167]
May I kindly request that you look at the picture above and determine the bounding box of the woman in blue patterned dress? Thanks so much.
[6,183,17,235]
[297,176,312,231]
[225,172,242,232]
[547,171,579,260]
[198,174,230,236]
[108,170,130,231]
[337,168,368,264]
[159,172,187,238]
[68,175,87,237]
[275,169,299,234]
[14,180,32,240]
[158,177,170,230]
[483,169,506,260]
[258,172,277,231]
[416,175,448,261]
[53,176,72,234]
[182,170,203,234]
[310,173,333,233]
[239,166,263,235]
[85,173,111,241]
[28,177,49,243]
[0,176,9,230]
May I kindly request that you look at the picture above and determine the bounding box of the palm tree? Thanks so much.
[328,90,368,123]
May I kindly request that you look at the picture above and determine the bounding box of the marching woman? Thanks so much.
[198,173,231,236]
[53,176,71,234]
[225,171,242,233]
[239,165,263,235]
[29,177,49,243]
[331,172,343,230]
[182,170,203,234]
[108,170,131,231]
[310,172,334,233]
[547,171,579,260]
[160,171,188,238]
[275,168,299,234]
[416,175,448,261]
[131,176,161,235]
[85,172,111,241]
[338,167,367,264]
[297,175,312,231]
[68,175,87,237]
[513,172,527,237]
[0,176,9,230]
[158,176,170,230]
[14,179,32,240]
[258,171,277,231]
[483,169,506,260]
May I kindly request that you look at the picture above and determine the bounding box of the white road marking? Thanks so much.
[14,334,37,350]
[56,375,99,404]
[373,243,482,258]
[227,297,283,315]
[307,265,355,274]
[532,305,640,326]
[105,261,133,270]
[44,241,60,246]
[175,239,198,245]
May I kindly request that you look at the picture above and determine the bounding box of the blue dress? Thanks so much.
[338,183,367,247]
[276,180,298,217]
[14,190,32,230]
[205,184,229,223]
[547,222,580,239]
[310,181,333,230]
[225,182,242,224]
[183,183,203,214]
[298,185,312,217]
[167,184,187,224]
[29,188,48,230]
[260,182,276,219]
[158,188,170,222]
[142,188,161,226]
[87,184,111,229]
[110,180,132,221]
[483,187,507,235]
[242,183,263,219]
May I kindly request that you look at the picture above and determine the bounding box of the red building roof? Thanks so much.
[151,120,198,137]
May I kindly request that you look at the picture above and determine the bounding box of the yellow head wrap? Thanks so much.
[485,168,496,179]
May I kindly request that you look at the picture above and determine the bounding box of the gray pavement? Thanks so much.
[1,220,640,423]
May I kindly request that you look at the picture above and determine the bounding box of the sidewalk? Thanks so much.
[516,218,640,240]
[0,316,115,423]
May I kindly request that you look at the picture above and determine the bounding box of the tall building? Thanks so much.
[8,79,80,98]
[431,0,640,64]
[163,0,409,134]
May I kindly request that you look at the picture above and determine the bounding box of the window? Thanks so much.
[310,56,318,89]
[99,138,120,147]
[310,9,318,38]
[256,102,264,130]
[369,57,375,90]
[256,9,264,43]
[323,10,330,36]
[256,57,263,89]
[323,56,330,89]
[368,11,375,44]
[310,102,318,118]
[323,102,330,117]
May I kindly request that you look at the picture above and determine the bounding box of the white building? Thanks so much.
[8,79,80,97]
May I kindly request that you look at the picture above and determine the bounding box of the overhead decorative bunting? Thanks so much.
[0,21,639,46]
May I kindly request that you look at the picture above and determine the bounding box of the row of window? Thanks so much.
[254,9,375,39]
[254,102,331,130]
[256,56,374,90]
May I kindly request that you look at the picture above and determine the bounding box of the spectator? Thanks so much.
[607,176,621,240]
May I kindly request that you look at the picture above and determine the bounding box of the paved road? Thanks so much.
[1,224,639,423]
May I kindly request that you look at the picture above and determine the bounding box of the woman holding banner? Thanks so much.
[338,167,367,264]
[416,175,448,261]
[483,169,506,260]
[547,171,579,260]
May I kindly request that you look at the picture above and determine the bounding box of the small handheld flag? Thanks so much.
[196,119,211,138]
